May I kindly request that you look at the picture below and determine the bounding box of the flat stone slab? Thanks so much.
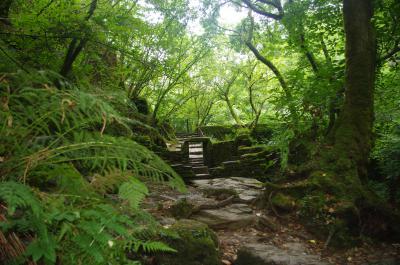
[192,177,263,203]
[235,242,329,265]
[189,154,203,159]
[191,203,255,230]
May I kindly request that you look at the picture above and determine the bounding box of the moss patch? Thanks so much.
[271,192,296,211]
[169,198,194,219]
[157,219,220,265]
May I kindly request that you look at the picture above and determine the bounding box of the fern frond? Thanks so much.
[118,178,149,209]
[0,181,42,217]
[126,240,177,254]
[90,169,131,194]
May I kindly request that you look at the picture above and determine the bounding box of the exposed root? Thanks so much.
[192,195,236,214]
[268,191,289,219]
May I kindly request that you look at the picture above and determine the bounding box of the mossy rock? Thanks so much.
[235,134,252,147]
[271,192,296,211]
[157,219,220,265]
[250,124,274,142]
[238,146,264,155]
[169,198,194,219]
[210,140,236,166]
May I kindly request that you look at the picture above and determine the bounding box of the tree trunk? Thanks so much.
[60,39,87,78]
[225,95,242,125]
[59,0,97,78]
[329,0,375,179]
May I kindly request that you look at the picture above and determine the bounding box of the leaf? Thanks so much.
[118,178,149,209]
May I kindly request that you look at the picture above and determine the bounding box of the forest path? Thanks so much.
[159,134,399,265]
[143,176,400,265]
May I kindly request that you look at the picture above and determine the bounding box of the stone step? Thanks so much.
[191,203,255,230]
[189,144,203,148]
[189,159,204,163]
[174,166,193,172]
[189,151,203,155]
[189,154,203,159]
[192,166,209,174]
[222,160,241,167]
[191,173,212,179]
[190,163,205,167]
[188,146,203,150]
[235,242,329,265]
[238,146,264,155]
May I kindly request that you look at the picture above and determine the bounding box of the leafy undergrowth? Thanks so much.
[0,72,185,264]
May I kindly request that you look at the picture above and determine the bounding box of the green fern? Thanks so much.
[0,181,57,264]
[0,71,185,264]
[0,71,185,192]
[119,178,149,209]
[0,181,42,217]
[127,240,177,254]
[90,169,131,194]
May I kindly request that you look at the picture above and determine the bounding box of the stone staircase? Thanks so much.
[166,132,211,181]
[163,133,278,182]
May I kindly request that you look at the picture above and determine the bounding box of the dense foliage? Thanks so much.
[1,0,400,263]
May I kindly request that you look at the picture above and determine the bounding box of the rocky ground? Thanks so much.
[143,177,400,265]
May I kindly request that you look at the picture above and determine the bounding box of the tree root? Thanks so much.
[191,195,236,214]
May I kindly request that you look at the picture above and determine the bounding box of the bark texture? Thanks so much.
[330,0,375,179]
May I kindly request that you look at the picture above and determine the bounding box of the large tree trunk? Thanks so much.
[329,0,375,179]
[264,0,400,244]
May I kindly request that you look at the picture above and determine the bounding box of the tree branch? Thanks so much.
[299,34,318,73]
[59,0,98,78]
[241,0,283,20]
[37,0,56,17]
[379,42,400,63]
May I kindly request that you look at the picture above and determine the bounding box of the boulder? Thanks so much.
[157,219,220,265]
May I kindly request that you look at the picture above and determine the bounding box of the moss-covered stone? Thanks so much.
[238,146,264,155]
[271,192,296,211]
[169,198,194,219]
[157,219,220,265]
[210,140,236,166]
[250,124,274,142]
[235,134,253,147]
